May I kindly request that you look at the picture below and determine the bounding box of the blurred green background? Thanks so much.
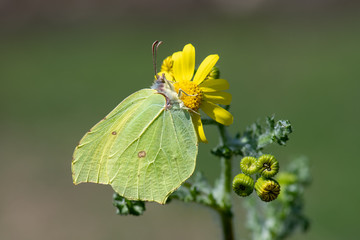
[1,1,359,239]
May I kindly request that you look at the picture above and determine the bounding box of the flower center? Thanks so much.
[174,80,203,111]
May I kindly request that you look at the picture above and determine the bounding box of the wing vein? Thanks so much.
[121,139,141,196]
[109,104,165,182]
[76,93,150,184]
[158,113,168,198]
[169,111,188,182]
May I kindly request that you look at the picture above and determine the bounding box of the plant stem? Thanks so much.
[217,124,235,240]
[219,207,234,240]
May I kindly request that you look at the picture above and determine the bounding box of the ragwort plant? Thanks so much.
[72,41,310,240]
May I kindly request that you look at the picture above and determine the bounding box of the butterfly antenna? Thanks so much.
[152,40,163,79]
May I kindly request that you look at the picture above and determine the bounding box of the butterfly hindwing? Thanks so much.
[107,93,198,204]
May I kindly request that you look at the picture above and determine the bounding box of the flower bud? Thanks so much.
[240,156,258,175]
[232,173,254,197]
[257,154,279,178]
[255,177,281,202]
[207,66,220,79]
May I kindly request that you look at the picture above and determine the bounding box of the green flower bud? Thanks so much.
[240,156,258,175]
[232,173,254,197]
[255,177,281,202]
[207,66,220,79]
[257,154,279,178]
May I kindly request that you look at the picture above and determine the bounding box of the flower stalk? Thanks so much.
[217,124,235,240]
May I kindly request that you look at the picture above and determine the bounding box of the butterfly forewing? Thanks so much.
[72,89,198,204]
[72,89,157,185]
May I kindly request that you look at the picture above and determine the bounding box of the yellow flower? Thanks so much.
[159,56,174,81]
[161,44,233,143]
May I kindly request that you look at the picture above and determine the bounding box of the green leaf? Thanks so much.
[234,116,293,157]
[211,145,233,159]
[113,193,146,216]
[169,172,216,207]
[72,89,198,204]
[258,116,292,148]
[273,120,292,145]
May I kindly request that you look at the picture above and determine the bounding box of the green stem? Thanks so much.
[217,124,235,240]
[219,208,234,240]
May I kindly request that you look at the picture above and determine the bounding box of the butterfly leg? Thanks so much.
[177,88,200,114]
[187,108,200,115]
[178,88,198,98]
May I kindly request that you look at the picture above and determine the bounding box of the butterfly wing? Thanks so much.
[107,94,198,204]
[72,89,157,185]
[72,89,198,204]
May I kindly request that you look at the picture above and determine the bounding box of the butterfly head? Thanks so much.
[151,41,184,109]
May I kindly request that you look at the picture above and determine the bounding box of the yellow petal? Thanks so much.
[191,112,208,143]
[199,79,230,92]
[201,101,233,126]
[181,44,195,81]
[203,92,232,105]
[160,56,173,72]
[172,51,184,81]
[193,54,219,85]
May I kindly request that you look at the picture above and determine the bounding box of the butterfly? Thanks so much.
[72,41,198,204]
